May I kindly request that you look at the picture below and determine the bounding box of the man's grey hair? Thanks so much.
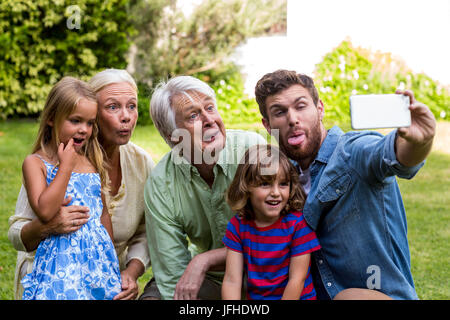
[150,75,217,148]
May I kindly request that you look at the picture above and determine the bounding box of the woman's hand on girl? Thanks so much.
[113,259,145,300]
[113,269,139,300]
[46,196,90,234]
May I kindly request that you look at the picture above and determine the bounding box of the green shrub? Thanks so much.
[195,64,262,127]
[313,40,450,126]
[0,0,133,119]
[136,82,153,126]
[396,72,450,121]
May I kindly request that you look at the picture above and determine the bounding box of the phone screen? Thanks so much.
[350,94,411,130]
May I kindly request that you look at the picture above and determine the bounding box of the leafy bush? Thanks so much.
[0,0,133,119]
[136,82,153,126]
[313,40,450,126]
[195,64,262,127]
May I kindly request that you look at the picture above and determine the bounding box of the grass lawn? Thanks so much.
[0,119,448,300]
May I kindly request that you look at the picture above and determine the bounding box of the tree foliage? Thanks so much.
[0,0,133,118]
[0,0,286,121]
[129,0,286,125]
[129,0,287,87]
[195,63,261,127]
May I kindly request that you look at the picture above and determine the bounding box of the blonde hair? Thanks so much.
[226,144,306,220]
[89,68,137,93]
[32,76,107,186]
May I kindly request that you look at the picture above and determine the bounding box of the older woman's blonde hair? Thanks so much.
[226,144,306,221]
[89,68,138,94]
[32,76,107,186]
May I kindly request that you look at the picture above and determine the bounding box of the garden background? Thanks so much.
[0,0,448,300]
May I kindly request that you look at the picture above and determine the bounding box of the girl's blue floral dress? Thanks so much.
[22,157,122,300]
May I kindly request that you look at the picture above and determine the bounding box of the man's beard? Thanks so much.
[280,115,323,166]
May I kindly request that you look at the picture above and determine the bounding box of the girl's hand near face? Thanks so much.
[57,139,78,172]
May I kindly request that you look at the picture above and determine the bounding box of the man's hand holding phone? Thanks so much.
[394,90,436,147]
[393,89,436,167]
[350,90,436,167]
[349,91,435,140]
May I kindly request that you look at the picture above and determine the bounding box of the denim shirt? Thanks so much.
[299,126,423,300]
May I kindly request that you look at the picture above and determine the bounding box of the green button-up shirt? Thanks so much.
[144,130,266,299]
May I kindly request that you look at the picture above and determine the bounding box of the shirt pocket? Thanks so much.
[315,172,360,232]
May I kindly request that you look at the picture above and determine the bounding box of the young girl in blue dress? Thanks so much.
[21,77,122,300]
[222,144,321,300]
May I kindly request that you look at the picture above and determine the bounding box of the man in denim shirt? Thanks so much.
[254,70,436,300]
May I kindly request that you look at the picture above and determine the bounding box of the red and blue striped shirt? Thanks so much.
[223,211,321,300]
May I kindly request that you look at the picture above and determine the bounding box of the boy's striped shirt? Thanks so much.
[223,211,321,300]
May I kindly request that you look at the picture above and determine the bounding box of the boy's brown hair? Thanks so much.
[226,144,306,220]
[254,69,319,119]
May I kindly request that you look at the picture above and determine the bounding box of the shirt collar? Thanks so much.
[290,126,343,170]
[170,149,192,179]
[315,125,343,164]
[170,140,229,181]
[216,142,229,175]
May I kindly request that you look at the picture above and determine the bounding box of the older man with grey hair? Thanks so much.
[141,76,266,300]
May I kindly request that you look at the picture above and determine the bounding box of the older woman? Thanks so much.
[8,69,154,300]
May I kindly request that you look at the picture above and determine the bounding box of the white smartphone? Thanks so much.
[350,94,411,130]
